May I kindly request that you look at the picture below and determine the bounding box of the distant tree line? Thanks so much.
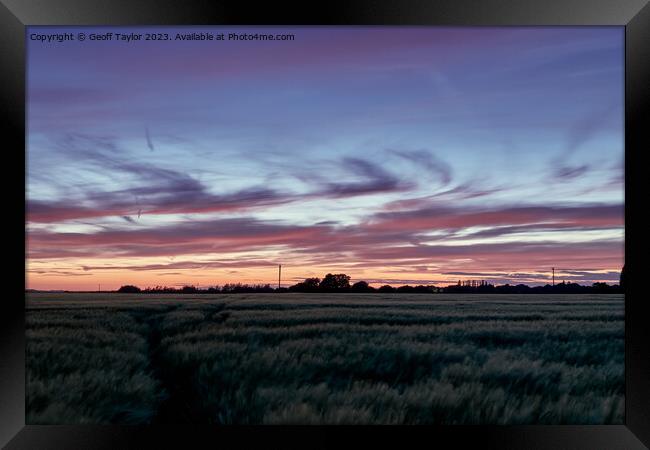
[287,274,440,293]
[442,280,622,294]
[117,283,275,294]
[115,272,623,294]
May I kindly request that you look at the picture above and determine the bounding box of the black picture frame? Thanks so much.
[2,1,649,448]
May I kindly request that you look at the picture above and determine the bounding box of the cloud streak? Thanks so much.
[28,135,426,223]
[28,202,623,277]
[366,204,623,233]
[311,157,414,198]
[553,164,590,180]
[27,185,292,223]
[388,149,452,185]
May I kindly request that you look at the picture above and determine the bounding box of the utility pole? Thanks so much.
[552,268,555,286]
[98,284,101,293]
[278,264,282,290]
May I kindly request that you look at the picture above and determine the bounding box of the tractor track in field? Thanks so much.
[131,303,229,423]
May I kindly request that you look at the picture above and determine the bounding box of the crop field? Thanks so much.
[26,293,624,425]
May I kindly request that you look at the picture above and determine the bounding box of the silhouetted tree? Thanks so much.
[181,285,198,293]
[117,285,141,293]
[592,282,615,293]
[351,280,374,292]
[222,283,243,293]
[319,273,351,291]
[397,285,415,293]
[412,285,435,293]
[255,284,275,293]
[378,285,396,293]
[220,283,273,293]
[289,277,321,292]
[303,278,321,288]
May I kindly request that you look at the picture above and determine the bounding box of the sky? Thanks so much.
[26,26,624,290]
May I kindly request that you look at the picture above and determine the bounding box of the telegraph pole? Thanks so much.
[552,268,555,286]
[278,264,282,290]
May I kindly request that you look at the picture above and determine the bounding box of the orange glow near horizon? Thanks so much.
[26,249,624,291]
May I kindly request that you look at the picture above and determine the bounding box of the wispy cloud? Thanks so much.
[553,164,590,180]
[28,134,296,222]
[81,258,277,272]
[380,181,504,212]
[313,157,414,198]
[566,104,619,154]
[27,202,623,278]
[27,185,292,223]
[367,204,623,233]
[387,149,452,185]
[145,126,155,152]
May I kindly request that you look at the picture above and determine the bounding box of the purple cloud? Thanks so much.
[388,149,452,185]
[553,164,590,180]
[313,157,413,198]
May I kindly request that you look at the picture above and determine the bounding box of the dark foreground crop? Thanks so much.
[25,293,624,424]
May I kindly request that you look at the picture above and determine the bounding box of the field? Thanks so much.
[26,293,624,425]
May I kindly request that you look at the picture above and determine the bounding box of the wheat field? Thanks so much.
[26,293,624,424]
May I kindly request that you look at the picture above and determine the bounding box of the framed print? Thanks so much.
[2,0,649,448]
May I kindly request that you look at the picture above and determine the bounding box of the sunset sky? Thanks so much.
[26,26,624,290]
